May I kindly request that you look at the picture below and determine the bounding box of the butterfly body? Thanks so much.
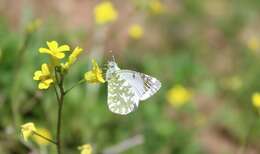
[106,61,161,115]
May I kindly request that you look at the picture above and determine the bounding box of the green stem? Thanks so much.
[238,108,259,154]
[64,79,85,95]
[32,131,57,145]
[239,120,255,154]
[54,68,65,154]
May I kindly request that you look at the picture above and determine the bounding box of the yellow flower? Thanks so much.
[252,92,260,108]
[166,85,191,107]
[84,59,105,83]
[78,144,92,154]
[247,37,260,52]
[21,122,37,141]
[33,63,54,90]
[32,128,52,146]
[149,0,165,14]
[128,24,144,39]
[94,1,118,25]
[26,19,42,33]
[62,47,83,70]
[39,41,70,59]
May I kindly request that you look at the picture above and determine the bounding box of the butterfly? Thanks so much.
[105,58,161,115]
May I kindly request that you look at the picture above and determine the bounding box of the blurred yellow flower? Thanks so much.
[128,24,144,39]
[247,37,260,52]
[39,41,70,59]
[78,144,92,154]
[84,59,105,83]
[32,128,52,145]
[149,0,165,14]
[21,122,37,141]
[33,63,54,90]
[94,1,118,25]
[252,92,260,108]
[26,19,42,33]
[62,47,83,70]
[166,85,192,107]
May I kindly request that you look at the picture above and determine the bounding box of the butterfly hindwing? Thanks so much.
[118,70,161,101]
[107,72,139,115]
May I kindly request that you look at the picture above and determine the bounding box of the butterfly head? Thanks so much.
[106,61,120,80]
[107,61,120,72]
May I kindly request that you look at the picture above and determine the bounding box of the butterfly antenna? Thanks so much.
[109,50,116,62]
[112,55,115,62]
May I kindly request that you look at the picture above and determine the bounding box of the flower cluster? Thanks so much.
[33,63,53,89]
[33,41,105,90]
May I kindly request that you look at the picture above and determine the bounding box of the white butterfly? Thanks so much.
[105,59,161,115]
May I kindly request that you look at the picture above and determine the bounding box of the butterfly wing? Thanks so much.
[107,72,140,115]
[118,70,161,101]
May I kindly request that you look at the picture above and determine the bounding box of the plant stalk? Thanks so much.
[55,70,65,154]
[33,131,57,145]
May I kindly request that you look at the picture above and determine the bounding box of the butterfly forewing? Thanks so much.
[118,70,161,101]
[107,73,139,115]
[106,61,161,115]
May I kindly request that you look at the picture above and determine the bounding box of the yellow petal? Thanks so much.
[32,128,52,145]
[78,144,92,154]
[252,92,260,108]
[92,59,103,74]
[39,48,52,54]
[70,47,83,58]
[38,79,53,90]
[54,52,65,59]
[97,73,105,83]
[44,78,54,85]
[21,122,37,141]
[47,41,58,51]
[68,47,83,65]
[38,82,49,89]
[41,64,50,76]
[33,71,43,80]
[92,59,98,69]
[58,45,70,52]
[84,71,96,82]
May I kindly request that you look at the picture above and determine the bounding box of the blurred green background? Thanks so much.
[1,0,260,153]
